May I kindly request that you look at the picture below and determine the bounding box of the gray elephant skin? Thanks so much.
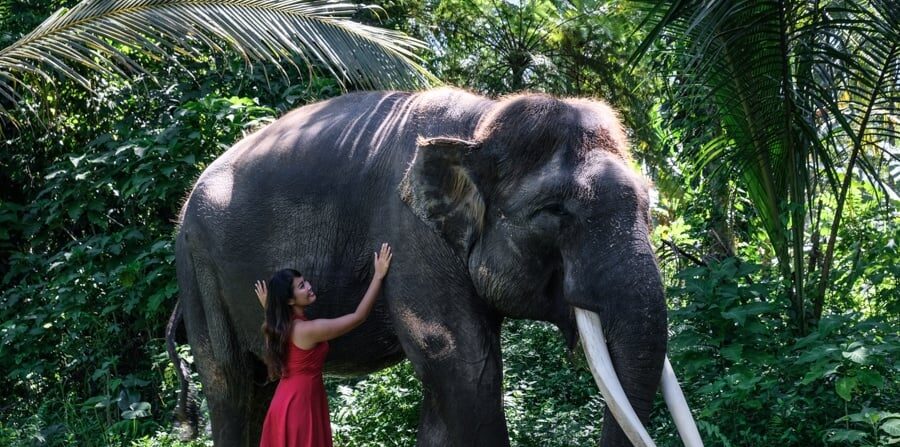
[169,87,693,447]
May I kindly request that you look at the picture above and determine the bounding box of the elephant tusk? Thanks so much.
[661,356,704,447]
[575,308,656,447]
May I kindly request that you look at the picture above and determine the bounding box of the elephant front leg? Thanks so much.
[394,304,509,446]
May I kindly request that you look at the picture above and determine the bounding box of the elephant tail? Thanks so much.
[166,298,200,439]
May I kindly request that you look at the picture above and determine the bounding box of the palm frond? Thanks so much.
[0,0,437,120]
[631,0,900,327]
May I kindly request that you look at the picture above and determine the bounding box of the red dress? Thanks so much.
[260,315,332,447]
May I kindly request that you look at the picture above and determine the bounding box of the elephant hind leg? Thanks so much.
[179,246,264,446]
[245,355,277,443]
[183,295,262,444]
[193,352,274,446]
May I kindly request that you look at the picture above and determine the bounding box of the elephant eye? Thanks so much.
[537,203,568,217]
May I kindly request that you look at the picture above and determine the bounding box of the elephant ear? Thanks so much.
[400,136,485,254]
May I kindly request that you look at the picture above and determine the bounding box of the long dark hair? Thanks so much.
[262,268,302,381]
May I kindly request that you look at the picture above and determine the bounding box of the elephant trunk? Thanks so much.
[566,239,702,446]
[576,309,659,446]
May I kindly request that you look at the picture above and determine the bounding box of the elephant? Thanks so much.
[167,87,703,447]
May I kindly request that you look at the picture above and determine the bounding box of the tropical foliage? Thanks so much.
[633,0,900,333]
[0,0,433,124]
[1,0,897,446]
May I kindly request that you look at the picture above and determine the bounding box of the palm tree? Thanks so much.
[0,0,437,123]
[632,0,899,333]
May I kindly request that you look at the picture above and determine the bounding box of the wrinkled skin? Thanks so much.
[174,88,666,446]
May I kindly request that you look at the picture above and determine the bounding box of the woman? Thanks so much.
[254,243,393,447]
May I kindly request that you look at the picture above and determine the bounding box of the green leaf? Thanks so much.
[721,303,762,325]
[835,377,858,402]
[800,358,835,385]
[121,401,151,419]
[795,345,841,365]
[69,154,86,168]
[855,370,884,390]
[881,417,900,437]
[826,429,868,443]
[720,344,743,362]
[818,317,845,336]
[44,169,66,180]
[67,204,83,220]
[843,345,871,364]
[82,394,115,409]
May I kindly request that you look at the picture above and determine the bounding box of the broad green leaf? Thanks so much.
[721,302,776,326]
[882,418,900,437]
[720,344,743,362]
[795,346,841,365]
[800,359,834,385]
[826,429,868,443]
[69,154,86,168]
[855,370,884,390]
[835,377,858,402]
[843,345,871,364]
[121,401,151,419]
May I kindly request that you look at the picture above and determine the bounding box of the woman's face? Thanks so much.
[289,276,316,307]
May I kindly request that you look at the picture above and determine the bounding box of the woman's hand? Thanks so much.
[374,243,393,280]
[254,280,268,308]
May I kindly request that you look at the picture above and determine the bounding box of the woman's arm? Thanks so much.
[298,243,393,344]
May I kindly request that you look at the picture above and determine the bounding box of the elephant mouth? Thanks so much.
[574,308,704,447]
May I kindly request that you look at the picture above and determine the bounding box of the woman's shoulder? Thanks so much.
[290,316,308,332]
[290,318,319,349]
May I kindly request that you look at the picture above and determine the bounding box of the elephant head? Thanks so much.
[401,94,702,446]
